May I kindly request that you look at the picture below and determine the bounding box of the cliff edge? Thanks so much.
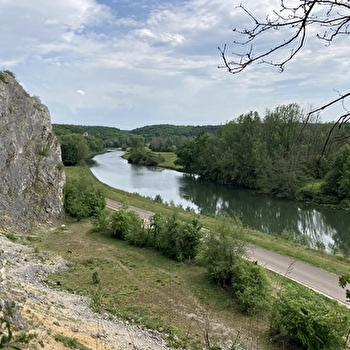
[0,71,65,232]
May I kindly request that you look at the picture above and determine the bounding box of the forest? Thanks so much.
[175,104,350,206]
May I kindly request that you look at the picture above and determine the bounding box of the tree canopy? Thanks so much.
[175,104,350,202]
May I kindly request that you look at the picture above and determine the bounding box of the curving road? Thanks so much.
[247,245,348,306]
[106,198,349,307]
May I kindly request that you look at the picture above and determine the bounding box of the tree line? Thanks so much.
[175,104,350,206]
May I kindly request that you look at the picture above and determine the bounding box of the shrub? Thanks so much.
[197,216,246,285]
[231,259,271,315]
[150,212,202,262]
[92,271,100,284]
[91,208,111,233]
[110,209,142,240]
[64,177,105,220]
[270,284,350,350]
[3,70,15,78]
[127,149,165,166]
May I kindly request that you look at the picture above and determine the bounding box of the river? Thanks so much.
[90,150,350,254]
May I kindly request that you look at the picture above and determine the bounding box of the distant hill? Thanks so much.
[53,124,129,141]
[53,123,220,145]
[53,124,133,148]
[130,124,220,142]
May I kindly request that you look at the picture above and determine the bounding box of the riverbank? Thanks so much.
[72,166,350,275]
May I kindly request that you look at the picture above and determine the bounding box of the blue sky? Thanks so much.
[1,0,348,130]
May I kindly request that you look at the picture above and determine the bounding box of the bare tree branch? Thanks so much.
[219,1,350,73]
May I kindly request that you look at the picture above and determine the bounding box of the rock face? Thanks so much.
[0,71,65,232]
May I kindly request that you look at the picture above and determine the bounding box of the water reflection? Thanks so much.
[91,151,350,252]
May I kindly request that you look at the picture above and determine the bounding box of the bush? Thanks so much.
[64,177,105,220]
[270,284,350,350]
[110,209,142,240]
[91,208,111,233]
[127,149,165,166]
[296,181,322,202]
[197,216,246,285]
[231,259,271,315]
[150,212,202,262]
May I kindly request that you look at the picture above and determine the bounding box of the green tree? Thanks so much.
[149,212,203,262]
[60,134,89,166]
[85,136,104,153]
[322,144,350,200]
[197,216,246,285]
[222,112,266,188]
[175,131,217,179]
[64,176,105,220]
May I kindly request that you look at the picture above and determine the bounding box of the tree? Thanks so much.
[197,216,246,285]
[60,134,89,166]
[219,1,350,150]
[322,144,350,200]
[64,176,105,220]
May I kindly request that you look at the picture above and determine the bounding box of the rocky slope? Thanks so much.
[0,233,172,350]
[0,71,65,232]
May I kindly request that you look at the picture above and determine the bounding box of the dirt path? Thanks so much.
[0,233,171,350]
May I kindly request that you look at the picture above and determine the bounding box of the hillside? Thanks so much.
[0,232,172,349]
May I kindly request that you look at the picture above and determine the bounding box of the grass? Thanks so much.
[54,334,91,350]
[31,217,350,349]
[31,218,277,349]
[29,163,350,349]
[157,152,183,171]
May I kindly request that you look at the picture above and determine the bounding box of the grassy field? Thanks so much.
[157,151,183,171]
[29,164,350,349]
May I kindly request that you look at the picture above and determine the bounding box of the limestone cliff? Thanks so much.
[0,71,65,232]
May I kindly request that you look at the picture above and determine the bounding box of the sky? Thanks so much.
[1,0,349,130]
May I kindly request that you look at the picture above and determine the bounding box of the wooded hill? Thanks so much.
[53,123,219,149]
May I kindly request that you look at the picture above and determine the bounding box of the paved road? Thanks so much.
[106,198,349,307]
[247,245,348,306]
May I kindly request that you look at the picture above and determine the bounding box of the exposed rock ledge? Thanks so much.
[0,72,65,232]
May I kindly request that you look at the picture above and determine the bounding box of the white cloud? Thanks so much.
[0,0,348,128]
